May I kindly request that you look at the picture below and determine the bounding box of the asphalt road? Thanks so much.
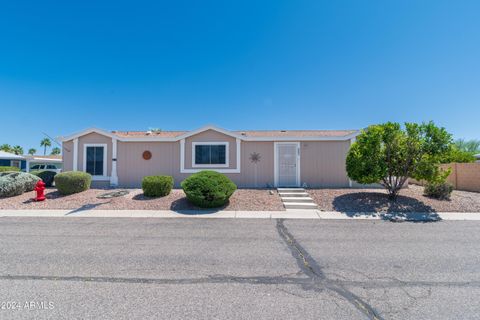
[0,217,479,320]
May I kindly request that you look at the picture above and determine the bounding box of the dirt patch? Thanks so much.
[0,188,284,211]
[308,184,480,213]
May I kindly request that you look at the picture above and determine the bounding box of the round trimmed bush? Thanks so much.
[0,166,20,172]
[30,170,57,187]
[54,171,92,195]
[181,171,237,208]
[142,175,174,197]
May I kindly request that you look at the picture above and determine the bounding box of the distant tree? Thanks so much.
[0,144,13,153]
[40,138,51,155]
[51,147,61,155]
[12,145,24,155]
[441,145,475,163]
[346,122,452,200]
[28,148,36,155]
[454,139,480,154]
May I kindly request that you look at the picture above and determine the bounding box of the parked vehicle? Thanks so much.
[29,164,62,173]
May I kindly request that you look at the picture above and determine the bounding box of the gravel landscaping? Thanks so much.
[0,188,285,211]
[309,184,480,213]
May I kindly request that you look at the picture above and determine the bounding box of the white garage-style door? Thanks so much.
[275,142,300,187]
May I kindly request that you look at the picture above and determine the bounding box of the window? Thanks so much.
[84,145,106,176]
[193,142,228,167]
[11,160,21,168]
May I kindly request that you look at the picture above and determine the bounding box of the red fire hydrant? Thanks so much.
[34,180,46,202]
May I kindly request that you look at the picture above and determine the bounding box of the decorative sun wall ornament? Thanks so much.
[249,152,261,164]
[142,151,152,160]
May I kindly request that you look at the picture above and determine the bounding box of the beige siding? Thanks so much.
[62,130,353,188]
[62,140,73,171]
[117,141,179,187]
[77,133,113,176]
[300,141,350,187]
[184,130,237,169]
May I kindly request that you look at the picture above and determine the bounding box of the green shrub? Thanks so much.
[0,166,20,172]
[0,172,41,197]
[30,170,57,187]
[54,171,92,195]
[181,171,237,208]
[424,182,453,200]
[142,175,174,197]
[423,167,453,200]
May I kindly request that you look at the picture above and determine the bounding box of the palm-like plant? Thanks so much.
[455,139,480,154]
[40,138,52,155]
[51,147,61,155]
[0,144,13,153]
[12,145,24,155]
[28,148,36,155]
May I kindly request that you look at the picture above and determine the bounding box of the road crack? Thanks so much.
[276,218,383,320]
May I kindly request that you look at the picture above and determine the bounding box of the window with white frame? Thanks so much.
[84,144,107,176]
[192,142,229,167]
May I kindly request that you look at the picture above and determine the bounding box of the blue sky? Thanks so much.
[1,0,479,153]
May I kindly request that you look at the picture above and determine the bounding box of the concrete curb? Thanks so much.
[0,209,479,221]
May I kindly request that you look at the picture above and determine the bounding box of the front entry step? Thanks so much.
[277,188,317,210]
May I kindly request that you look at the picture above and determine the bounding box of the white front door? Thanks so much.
[276,142,300,187]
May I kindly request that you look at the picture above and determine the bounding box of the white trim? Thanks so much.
[110,138,118,186]
[58,127,117,142]
[82,143,108,180]
[176,125,244,141]
[274,142,301,188]
[348,136,356,188]
[73,138,78,171]
[192,142,229,168]
[59,126,360,143]
[180,139,241,174]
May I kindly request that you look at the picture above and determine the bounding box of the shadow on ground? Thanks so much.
[332,192,440,222]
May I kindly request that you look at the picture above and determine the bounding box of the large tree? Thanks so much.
[346,122,452,199]
[40,138,51,155]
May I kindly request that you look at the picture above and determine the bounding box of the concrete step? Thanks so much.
[277,188,305,192]
[283,202,318,210]
[278,192,310,197]
[281,197,314,203]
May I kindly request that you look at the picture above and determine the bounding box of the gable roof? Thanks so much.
[0,150,25,160]
[59,125,359,142]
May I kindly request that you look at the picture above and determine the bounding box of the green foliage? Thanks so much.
[441,145,476,163]
[54,171,92,195]
[0,144,13,153]
[12,145,24,155]
[346,121,452,199]
[51,147,61,155]
[0,172,41,197]
[142,175,174,197]
[30,170,57,187]
[454,139,480,154]
[423,167,453,200]
[0,166,21,172]
[28,148,36,155]
[40,138,51,155]
[181,171,237,208]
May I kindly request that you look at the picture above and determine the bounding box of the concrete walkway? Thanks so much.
[0,209,480,221]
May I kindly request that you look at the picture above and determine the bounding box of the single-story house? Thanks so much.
[25,155,63,172]
[0,151,63,172]
[59,125,360,188]
[0,150,27,170]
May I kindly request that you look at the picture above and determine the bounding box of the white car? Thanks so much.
[29,164,62,173]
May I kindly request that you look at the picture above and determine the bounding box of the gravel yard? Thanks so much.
[309,184,480,213]
[0,188,285,211]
